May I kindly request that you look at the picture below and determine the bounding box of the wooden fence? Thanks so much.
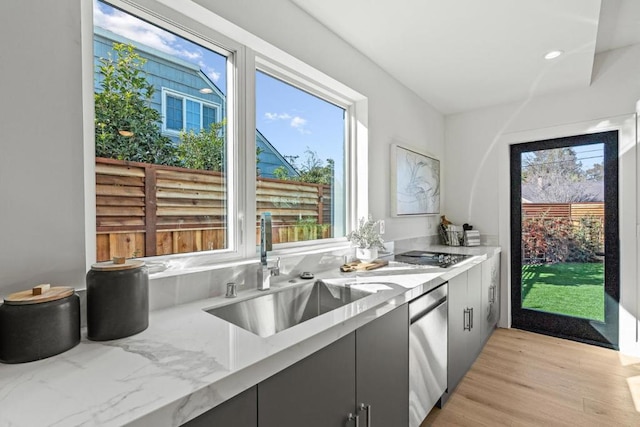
[522,202,604,220]
[96,158,332,261]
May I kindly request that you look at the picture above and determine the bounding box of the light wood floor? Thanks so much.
[423,328,640,426]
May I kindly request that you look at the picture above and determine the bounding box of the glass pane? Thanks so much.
[520,143,605,321]
[255,70,346,245]
[166,95,183,130]
[185,99,200,131]
[94,0,229,260]
[203,105,216,129]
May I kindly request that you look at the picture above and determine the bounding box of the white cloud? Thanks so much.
[94,1,206,68]
[199,61,221,83]
[263,112,311,134]
[290,116,310,134]
[265,112,292,121]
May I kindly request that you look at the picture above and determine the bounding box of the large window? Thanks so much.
[93,0,230,261]
[92,0,359,263]
[255,70,346,245]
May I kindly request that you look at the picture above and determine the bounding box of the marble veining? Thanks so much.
[0,245,500,427]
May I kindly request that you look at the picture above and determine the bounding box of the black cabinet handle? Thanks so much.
[463,308,471,331]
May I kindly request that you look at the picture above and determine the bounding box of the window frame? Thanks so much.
[88,0,368,267]
[161,88,222,135]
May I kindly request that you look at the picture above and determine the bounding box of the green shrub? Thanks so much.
[522,212,603,264]
[177,120,226,171]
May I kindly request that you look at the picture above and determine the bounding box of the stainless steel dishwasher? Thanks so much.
[409,282,448,427]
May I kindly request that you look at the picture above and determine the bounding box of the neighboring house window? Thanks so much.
[92,0,362,264]
[162,89,221,134]
[165,95,183,130]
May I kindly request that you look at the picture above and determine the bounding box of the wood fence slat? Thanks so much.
[96,196,145,207]
[157,207,226,216]
[156,198,222,208]
[96,234,110,262]
[257,180,320,193]
[109,232,144,259]
[156,169,225,184]
[156,232,173,256]
[97,206,145,217]
[157,217,220,226]
[97,184,145,197]
[96,163,145,177]
[156,188,223,200]
[96,174,145,186]
[257,187,318,198]
[157,178,226,192]
[97,217,145,227]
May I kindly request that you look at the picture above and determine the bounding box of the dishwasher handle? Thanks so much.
[409,283,448,324]
[410,297,447,324]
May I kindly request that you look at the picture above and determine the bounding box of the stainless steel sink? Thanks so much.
[204,280,373,337]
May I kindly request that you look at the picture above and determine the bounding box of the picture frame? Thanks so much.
[390,144,440,216]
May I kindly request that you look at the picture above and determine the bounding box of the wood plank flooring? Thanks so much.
[423,328,640,426]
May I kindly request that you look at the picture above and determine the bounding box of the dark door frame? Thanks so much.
[510,130,619,349]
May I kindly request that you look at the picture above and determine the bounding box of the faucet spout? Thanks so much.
[258,212,273,290]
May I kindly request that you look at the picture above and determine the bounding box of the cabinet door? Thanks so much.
[258,333,356,427]
[356,305,409,427]
[445,271,469,399]
[466,264,483,360]
[481,253,501,343]
[182,386,256,427]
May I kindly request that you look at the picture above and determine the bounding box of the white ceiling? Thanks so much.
[290,0,640,114]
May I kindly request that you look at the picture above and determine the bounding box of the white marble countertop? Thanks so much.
[0,245,500,427]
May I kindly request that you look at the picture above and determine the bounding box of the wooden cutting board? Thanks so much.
[340,259,389,272]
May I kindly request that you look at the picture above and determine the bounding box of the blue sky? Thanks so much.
[94,0,345,170]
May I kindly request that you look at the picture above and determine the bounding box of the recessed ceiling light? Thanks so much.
[199,88,213,94]
[544,50,564,60]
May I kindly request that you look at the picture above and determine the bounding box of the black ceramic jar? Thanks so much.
[0,284,80,364]
[86,258,149,341]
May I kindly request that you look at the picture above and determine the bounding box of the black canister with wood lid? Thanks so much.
[86,257,149,341]
[0,284,80,363]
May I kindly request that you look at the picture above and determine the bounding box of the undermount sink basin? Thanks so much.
[205,280,374,337]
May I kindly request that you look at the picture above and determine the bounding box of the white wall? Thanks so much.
[0,0,89,296]
[0,0,443,297]
[445,43,640,354]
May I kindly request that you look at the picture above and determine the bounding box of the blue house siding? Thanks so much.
[256,130,297,178]
[94,27,297,179]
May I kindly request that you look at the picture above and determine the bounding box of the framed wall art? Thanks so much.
[390,144,440,216]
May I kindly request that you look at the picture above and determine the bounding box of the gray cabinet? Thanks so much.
[481,253,501,344]
[259,333,356,427]
[442,264,482,404]
[182,386,256,427]
[356,304,409,426]
[259,306,409,427]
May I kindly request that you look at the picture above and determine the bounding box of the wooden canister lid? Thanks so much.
[90,258,145,272]
[4,284,75,305]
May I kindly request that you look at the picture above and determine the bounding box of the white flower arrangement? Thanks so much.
[346,215,385,250]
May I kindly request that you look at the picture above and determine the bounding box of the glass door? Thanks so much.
[510,131,619,349]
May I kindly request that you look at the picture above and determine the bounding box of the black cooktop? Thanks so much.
[394,250,472,268]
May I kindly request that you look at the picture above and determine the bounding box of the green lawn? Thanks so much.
[521,262,604,321]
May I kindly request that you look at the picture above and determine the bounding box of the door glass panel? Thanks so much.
[520,144,605,321]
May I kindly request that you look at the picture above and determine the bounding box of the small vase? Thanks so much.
[356,247,378,262]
